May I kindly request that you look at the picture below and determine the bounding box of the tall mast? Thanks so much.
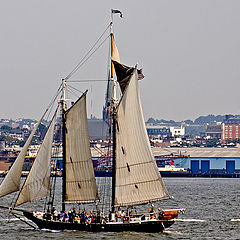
[110,12,117,213]
[61,79,67,212]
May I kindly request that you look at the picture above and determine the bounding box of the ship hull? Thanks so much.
[23,211,175,232]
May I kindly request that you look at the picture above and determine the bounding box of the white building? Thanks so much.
[170,126,185,137]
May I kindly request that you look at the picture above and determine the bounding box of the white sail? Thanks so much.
[65,92,99,203]
[15,110,57,206]
[0,115,45,198]
[115,68,170,206]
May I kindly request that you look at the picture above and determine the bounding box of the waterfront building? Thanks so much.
[170,126,185,137]
[146,125,171,137]
[205,123,222,139]
[152,147,240,174]
[88,119,109,140]
[222,115,240,143]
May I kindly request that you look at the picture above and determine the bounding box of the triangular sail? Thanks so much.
[111,39,120,63]
[0,114,45,198]
[65,92,99,203]
[15,110,57,206]
[114,68,170,206]
[113,61,144,93]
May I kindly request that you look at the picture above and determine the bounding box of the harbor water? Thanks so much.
[0,177,240,239]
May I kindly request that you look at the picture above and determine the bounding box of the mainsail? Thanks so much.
[0,114,45,198]
[15,110,57,206]
[114,68,170,206]
[65,92,99,203]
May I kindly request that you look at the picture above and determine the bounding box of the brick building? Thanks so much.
[222,115,240,143]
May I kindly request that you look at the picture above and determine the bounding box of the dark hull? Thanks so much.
[23,211,174,232]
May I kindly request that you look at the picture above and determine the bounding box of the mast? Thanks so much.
[110,12,117,213]
[61,79,67,212]
[111,109,116,213]
[110,11,116,212]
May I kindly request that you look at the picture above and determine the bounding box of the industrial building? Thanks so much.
[146,125,185,137]
[152,147,240,174]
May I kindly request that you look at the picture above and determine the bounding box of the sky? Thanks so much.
[1,0,240,122]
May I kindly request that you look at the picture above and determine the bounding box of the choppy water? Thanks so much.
[0,178,240,239]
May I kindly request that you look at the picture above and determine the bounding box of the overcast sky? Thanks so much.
[1,0,240,121]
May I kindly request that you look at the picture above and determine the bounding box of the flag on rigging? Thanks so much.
[112,9,123,18]
[137,68,145,80]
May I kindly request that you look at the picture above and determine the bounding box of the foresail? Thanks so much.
[115,68,170,206]
[0,115,44,198]
[65,92,99,203]
[15,110,57,206]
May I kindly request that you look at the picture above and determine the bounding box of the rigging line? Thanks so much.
[44,85,62,122]
[11,212,36,229]
[66,88,80,99]
[64,23,111,81]
[67,84,84,95]
[68,80,108,82]
[47,84,62,110]
[45,101,57,122]
[47,148,58,211]
[65,34,110,81]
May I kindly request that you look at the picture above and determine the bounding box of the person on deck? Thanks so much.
[149,204,156,219]
[68,211,73,223]
[52,207,58,221]
[157,208,163,219]
[80,211,86,224]
[121,210,126,222]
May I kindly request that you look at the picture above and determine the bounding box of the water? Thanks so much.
[0,178,240,239]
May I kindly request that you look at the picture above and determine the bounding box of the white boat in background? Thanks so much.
[158,164,186,172]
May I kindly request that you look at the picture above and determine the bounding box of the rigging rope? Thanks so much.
[67,84,84,96]
[68,79,108,82]
[64,24,111,81]
[11,212,37,229]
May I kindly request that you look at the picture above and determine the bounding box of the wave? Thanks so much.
[163,230,183,235]
[231,219,240,222]
[0,217,20,222]
[41,228,61,233]
[175,218,206,222]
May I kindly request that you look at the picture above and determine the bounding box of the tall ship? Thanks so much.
[0,10,184,232]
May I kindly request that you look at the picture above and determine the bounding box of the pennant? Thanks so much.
[112,9,123,18]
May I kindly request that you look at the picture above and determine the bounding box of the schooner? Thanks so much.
[0,10,184,232]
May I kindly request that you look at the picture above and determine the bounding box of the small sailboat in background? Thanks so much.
[0,10,184,232]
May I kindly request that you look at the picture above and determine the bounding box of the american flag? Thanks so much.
[137,68,145,80]
[112,9,123,18]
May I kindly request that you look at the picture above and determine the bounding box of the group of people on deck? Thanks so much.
[43,207,104,224]
[149,204,164,219]
[114,207,129,222]
[42,204,164,224]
